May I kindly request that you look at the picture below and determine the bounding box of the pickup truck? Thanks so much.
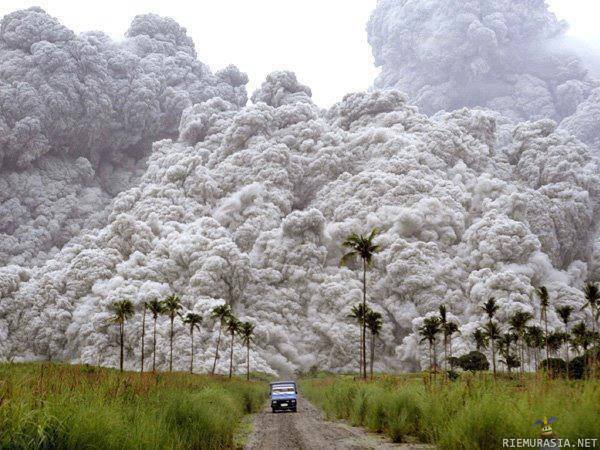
[269,381,297,413]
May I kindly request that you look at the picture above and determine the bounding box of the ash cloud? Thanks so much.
[1,66,597,373]
[0,7,247,266]
[367,0,600,152]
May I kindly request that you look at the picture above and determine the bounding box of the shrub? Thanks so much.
[454,351,489,372]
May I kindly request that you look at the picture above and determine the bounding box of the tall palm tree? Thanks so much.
[483,320,501,375]
[546,331,566,358]
[445,321,460,369]
[340,229,380,380]
[140,302,147,373]
[556,305,574,378]
[481,297,500,377]
[438,305,448,372]
[162,295,182,372]
[182,313,202,374]
[348,303,368,376]
[582,282,600,334]
[146,299,164,372]
[419,316,441,380]
[211,304,232,375]
[472,328,489,353]
[110,299,135,372]
[239,322,255,381]
[508,310,533,381]
[226,315,241,378]
[536,286,550,373]
[498,332,518,373]
[365,309,382,380]
[525,325,544,371]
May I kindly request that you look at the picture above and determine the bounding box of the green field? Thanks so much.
[0,363,266,450]
[301,374,600,450]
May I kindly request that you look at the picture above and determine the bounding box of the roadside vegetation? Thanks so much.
[0,363,266,450]
[301,374,600,450]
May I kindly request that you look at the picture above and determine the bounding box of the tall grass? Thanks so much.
[0,363,266,449]
[301,374,600,450]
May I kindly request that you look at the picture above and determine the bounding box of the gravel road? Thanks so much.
[244,396,433,450]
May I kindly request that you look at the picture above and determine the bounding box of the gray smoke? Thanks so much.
[0,7,248,266]
[367,0,600,151]
[1,69,597,374]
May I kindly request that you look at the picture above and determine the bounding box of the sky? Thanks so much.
[0,0,599,107]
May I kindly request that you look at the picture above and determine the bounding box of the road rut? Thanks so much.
[244,396,433,450]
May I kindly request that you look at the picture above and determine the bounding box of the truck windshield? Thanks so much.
[272,386,295,394]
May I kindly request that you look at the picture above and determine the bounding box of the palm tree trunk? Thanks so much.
[428,342,433,382]
[169,315,174,372]
[152,317,157,372]
[246,341,250,381]
[519,336,525,383]
[190,327,194,374]
[489,320,497,379]
[543,310,549,376]
[362,259,367,380]
[140,305,146,373]
[370,332,375,381]
[119,322,124,372]
[443,333,448,374]
[212,323,222,375]
[565,342,570,380]
[433,338,438,381]
[229,330,235,378]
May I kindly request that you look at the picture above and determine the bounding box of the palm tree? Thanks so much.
[472,328,489,352]
[582,282,600,334]
[340,229,380,379]
[365,309,382,380]
[211,304,232,375]
[525,325,544,371]
[419,316,441,380]
[226,315,241,378]
[481,297,500,377]
[571,322,592,355]
[239,322,255,381]
[348,303,368,375]
[110,299,135,372]
[182,313,202,374]
[140,302,147,373]
[556,305,574,378]
[146,299,164,372]
[162,295,182,372]
[439,305,448,372]
[498,332,518,373]
[445,321,460,369]
[484,321,502,375]
[508,310,533,381]
[546,331,566,358]
[536,286,550,373]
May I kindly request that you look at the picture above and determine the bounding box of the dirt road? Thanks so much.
[244,396,433,450]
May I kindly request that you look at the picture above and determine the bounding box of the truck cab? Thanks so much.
[269,381,297,413]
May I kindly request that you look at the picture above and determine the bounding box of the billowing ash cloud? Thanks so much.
[0,7,248,266]
[367,0,600,152]
[1,70,597,374]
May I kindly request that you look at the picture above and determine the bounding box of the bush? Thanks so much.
[540,358,567,378]
[454,351,489,372]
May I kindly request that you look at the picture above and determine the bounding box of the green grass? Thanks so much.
[0,363,267,449]
[301,374,600,450]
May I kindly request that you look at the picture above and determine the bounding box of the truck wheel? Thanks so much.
[292,407,297,412]
[272,408,276,413]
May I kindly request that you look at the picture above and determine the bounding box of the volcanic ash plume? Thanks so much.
[0,7,248,266]
[1,68,597,373]
[367,0,600,153]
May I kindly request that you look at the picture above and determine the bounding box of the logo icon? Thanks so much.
[534,416,557,437]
